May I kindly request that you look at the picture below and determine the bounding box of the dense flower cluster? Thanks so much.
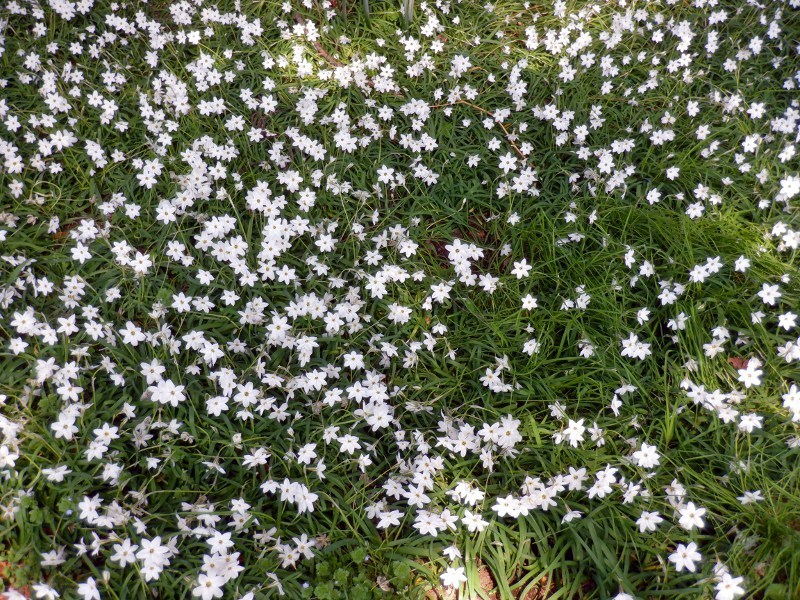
[0,0,798,598]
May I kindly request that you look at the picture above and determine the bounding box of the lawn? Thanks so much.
[0,0,799,598]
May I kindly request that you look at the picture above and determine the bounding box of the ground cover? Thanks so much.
[0,0,799,598]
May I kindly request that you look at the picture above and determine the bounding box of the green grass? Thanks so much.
[0,0,799,599]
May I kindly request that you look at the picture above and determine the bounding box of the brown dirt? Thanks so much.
[420,557,594,600]
[0,561,30,599]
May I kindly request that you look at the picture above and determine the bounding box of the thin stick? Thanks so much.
[293,13,345,68]
[430,99,534,167]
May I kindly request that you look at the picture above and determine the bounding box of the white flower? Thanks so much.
[497,152,517,174]
[51,414,78,440]
[636,511,663,533]
[715,573,745,600]
[386,303,412,324]
[32,584,60,600]
[149,379,186,407]
[738,413,763,433]
[511,258,532,279]
[461,509,489,532]
[377,510,403,529]
[192,574,225,600]
[442,544,462,561]
[562,419,586,447]
[631,443,660,469]
[779,174,800,199]
[678,502,706,531]
[110,538,139,568]
[521,294,538,309]
[76,577,100,600]
[734,256,750,272]
[561,510,583,523]
[119,321,146,346]
[42,465,72,482]
[757,283,781,305]
[737,364,763,389]
[522,338,541,355]
[136,536,172,570]
[440,566,468,588]
[736,490,764,505]
[0,445,19,469]
[669,542,701,572]
[620,333,651,360]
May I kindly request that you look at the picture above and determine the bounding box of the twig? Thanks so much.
[430,99,534,167]
[293,13,344,68]
[292,13,405,99]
